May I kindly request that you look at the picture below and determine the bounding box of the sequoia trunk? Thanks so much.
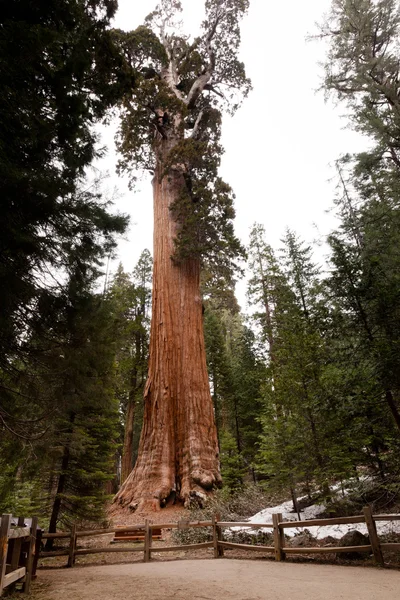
[114,139,221,511]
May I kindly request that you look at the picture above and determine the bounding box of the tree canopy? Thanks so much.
[113,0,250,282]
[0,0,130,373]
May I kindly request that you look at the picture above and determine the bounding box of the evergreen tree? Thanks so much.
[204,307,232,447]
[0,0,130,430]
[109,251,152,484]
[38,266,121,537]
[204,301,265,490]
[251,230,352,503]
[219,430,247,492]
[247,223,283,359]
[113,0,250,510]
[0,176,128,525]
[228,323,265,481]
[320,0,400,434]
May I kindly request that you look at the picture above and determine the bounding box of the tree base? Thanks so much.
[112,470,221,514]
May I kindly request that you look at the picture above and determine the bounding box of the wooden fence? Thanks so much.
[0,515,39,596]
[217,507,400,566]
[37,506,400,569]
[40,519,216,567]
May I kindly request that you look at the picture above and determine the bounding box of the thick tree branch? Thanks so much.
[186,9,222,108]
[161,63,185,101]
[190,109,205,139]
[203,83,224,98]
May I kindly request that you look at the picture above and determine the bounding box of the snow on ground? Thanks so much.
[230,488,400,540]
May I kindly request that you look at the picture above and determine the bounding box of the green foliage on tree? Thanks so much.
[248,227,356,504]
[112,0,250,282]
[204,296,266,491]
[320,0,400,436]
[0,262,123,530]
[108,251,153,480]
[0,1,133,523]
[249,0,400,508]
[219,430,247,492]
[0,0,130,385]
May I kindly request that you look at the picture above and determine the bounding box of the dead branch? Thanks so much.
[186,5,223,108]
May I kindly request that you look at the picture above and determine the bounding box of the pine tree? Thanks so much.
[109,252,153,484]
[320,0,400,433]
[0,178,128,525]
[0,0,130,432]
[251,230,354,502]
[204,301,265,489]
[247,224,283,359]
[203,307,232,447]
[39,268,121,538]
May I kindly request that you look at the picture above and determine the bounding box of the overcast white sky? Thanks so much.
[96,0,367,299]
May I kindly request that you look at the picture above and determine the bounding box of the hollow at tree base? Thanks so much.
[112,482,218,515]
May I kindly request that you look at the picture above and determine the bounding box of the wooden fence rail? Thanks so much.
[0,515,39,596]
[12,506,399,584]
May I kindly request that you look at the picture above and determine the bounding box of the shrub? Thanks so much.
[172,484,276,545]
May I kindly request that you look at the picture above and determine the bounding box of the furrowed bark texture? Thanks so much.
[114,140,221,511]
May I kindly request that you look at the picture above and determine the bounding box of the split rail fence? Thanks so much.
[35,506,400,569]
[2,507,398,593]
[0,514,39,596]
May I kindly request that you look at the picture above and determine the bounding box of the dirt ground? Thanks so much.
[29,559,399,600]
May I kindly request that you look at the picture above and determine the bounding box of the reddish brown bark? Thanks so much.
[114,139,221,511]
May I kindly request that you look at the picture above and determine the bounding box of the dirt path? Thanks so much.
[32,559,399,600]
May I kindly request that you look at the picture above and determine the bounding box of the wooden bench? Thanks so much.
[113,528,162,543]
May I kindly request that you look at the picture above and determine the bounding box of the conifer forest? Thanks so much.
[1,0,400,532]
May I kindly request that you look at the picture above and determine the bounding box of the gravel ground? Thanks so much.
[30,559,400,600]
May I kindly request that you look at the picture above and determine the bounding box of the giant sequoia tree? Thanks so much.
[114,0,249,510]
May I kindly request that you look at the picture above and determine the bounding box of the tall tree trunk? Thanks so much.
[121,391,136,484]
[121,366,140,483]
[255,240,275,359]
[385,389,400,433]
[114,141,221,512]
[105,452,120,495]
[211,368,221,452]
[290,482,301,521]
[46,413,75,550]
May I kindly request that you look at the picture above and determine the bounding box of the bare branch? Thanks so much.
[190,109,205,139]
[0,413,49,441]
[161,64,185,101]
[203,83,224,99]
[186,7,223,108]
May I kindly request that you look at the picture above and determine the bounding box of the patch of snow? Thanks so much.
[229,483,400,539]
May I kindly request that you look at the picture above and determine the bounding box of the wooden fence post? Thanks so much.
[148,525,153,561]
[10,517,25,574]
[24,516,38,593]
[363,506,384,567]
[144,520,150,563]
[272,513,285,562]
[215,513,224,557]
[0,514,11,596]
[67,524,77,568]
[212,515,219,558]
[32,527,43,579]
